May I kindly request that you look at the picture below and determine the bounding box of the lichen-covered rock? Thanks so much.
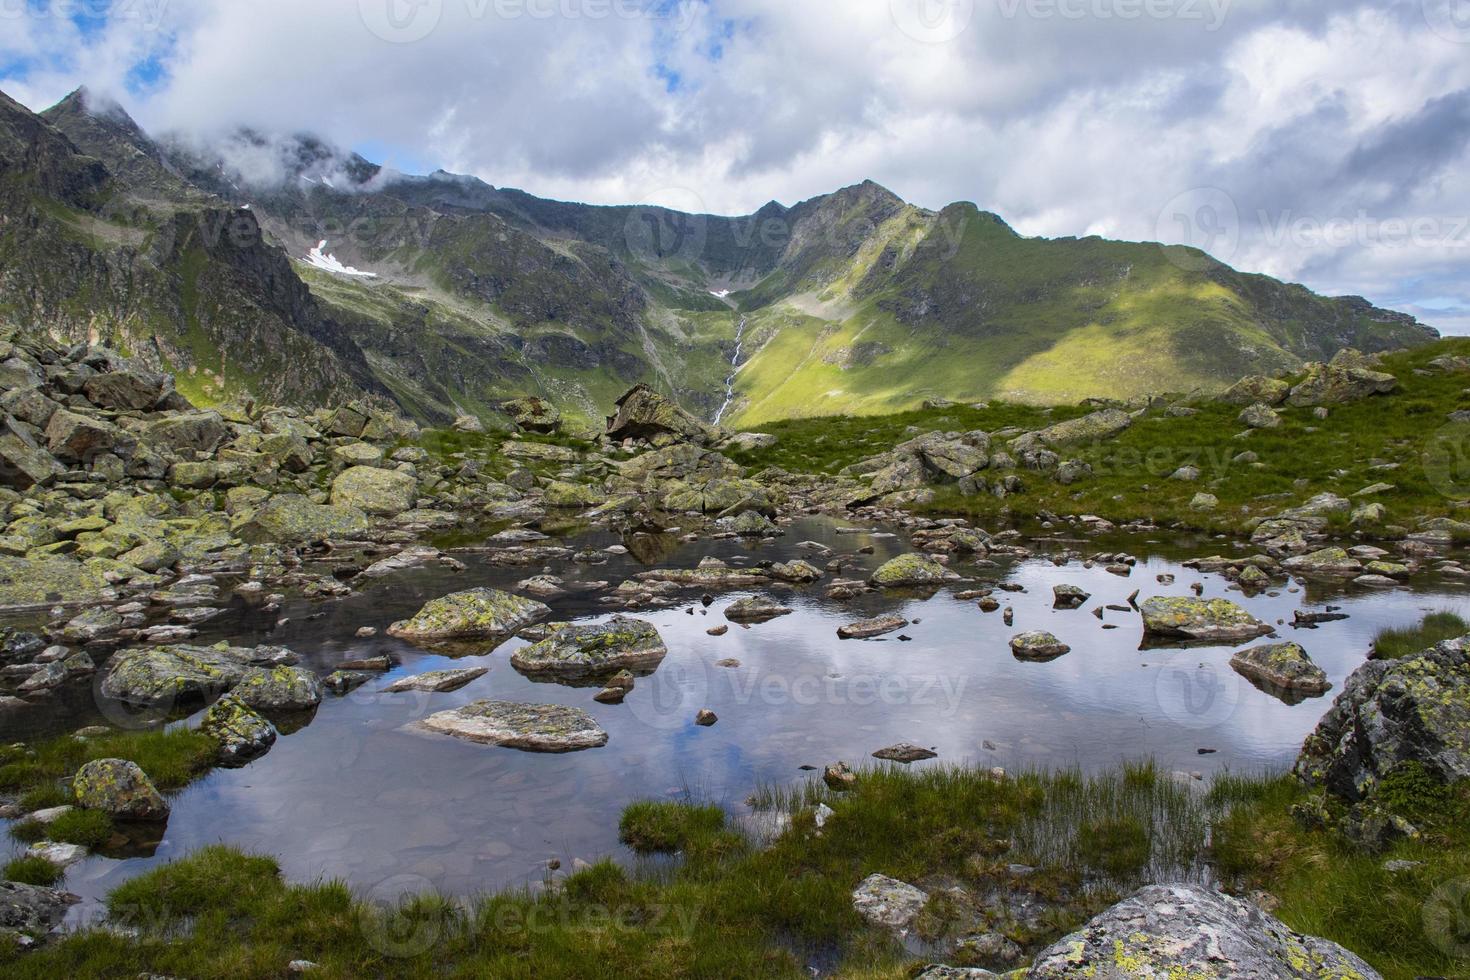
[542,480,601,508]
[510,617,666,681]
[199,694,277,765]
[0,554,109,610]
[71,758,169,821]
[1010,631,1070,660]
[869,554,949,588]
[1295,635,1470,802]
[388,588,550,642]
[0,879,77,946]
[1015,408,1132,451]
[45,409,131,461]
[232,666,323,711]
[1239,402,1282,429]
[1231,642,1331,695]
[724,596,795,622]
[141,411,230,455]
[1281,548,1362,576]
[872,742,937,763]
[0,429,63,490]
[1053,584,1090,609]
[331,466,416,516]
[838,614,908,640]
[1027,883,1381,979]
[1139,597,1273,642]
[382,667,489,693]
[770,559,823,583]
[851,873,929,932]
[419,700,608,752]
[1288,357,1398,407]
[501,396,561,433]
[83,368,166,411]
[100,643,292,705]
[1220,375,1291,406]
[606,383,720,446]
[238,495,369,544]
[635,558,770,588]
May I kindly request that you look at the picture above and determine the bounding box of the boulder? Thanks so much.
[1231,642,1331,695]
[1010,631,1071,660]
[1239,402,1281,429]
[510,617,666,681]
[238,495,369,544]
[872,742,937,763]
[381,667,489,693]
[770,559,823,583]
[83,369,165,411]
[232,666,323,711]
[1139,597,1273,643]
[719,431,777,452]
[838,614,908,640]
[1016,408,1132,451]
[0,555,109,609]
[331,466,417,516]
[500,396,561,433]
[0,428,63,490]
[1053,584,1090,609]
[100,643,292,705]
[1295,634,1470,802]
[388,588,550,642]
[1220,375,1290,406]
[71,758,169,821]
[45,409,130,462]
[542,480,601,508]
[1281,548,1362,577]
[851,873,928,933]
[1028,884,1381,979]
[0,880,77,945]
[199,694,278,766]
[419,700,609,752]
[869,554,949,588]
[606,383,720,445]
[1287,358,1398,407]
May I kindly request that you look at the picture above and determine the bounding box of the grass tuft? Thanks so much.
[1371,611,1469,660]
[3,855,65,887]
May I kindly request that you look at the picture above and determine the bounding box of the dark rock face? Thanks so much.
[1295,635,1470,802]
[0,880,78,948]
[606,383,720,446]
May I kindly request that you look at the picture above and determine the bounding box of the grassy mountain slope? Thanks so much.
[6,86,1439,429]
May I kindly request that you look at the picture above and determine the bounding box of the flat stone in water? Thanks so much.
[872,742,938,763]
[1010,631,1070,661]
[1139,596,1273,643]
[1230,642,1331,696]
[419,700,609,753]
[724,596,794,622]
[837,614,908,639]
[382,667,489,694]
[387,588,550,642]
[509,617,666,682]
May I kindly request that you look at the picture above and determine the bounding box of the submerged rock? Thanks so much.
[381,667,489,694]
[1139,597,1272,643]
[724,596,794,622]
[388,588,550,642]
[419,700,609,752]
[1295,634,1470,802]
[509,617,666,681]
[869,554,949,588]
[1027,883,1381,979]
[1231,642,1330,695]
[72,759,169,821]
[199,694,278,766]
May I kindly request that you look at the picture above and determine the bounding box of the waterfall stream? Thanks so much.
[713,314,747,425]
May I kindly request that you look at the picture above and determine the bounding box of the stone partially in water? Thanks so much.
[724,596,794,622]
[238,495,370,544]
[872,742,938,763]
[1296,634,1470,803]
[199,694,278,766]
[769,559,823,583]
[510,617,666,682]
[100,643,293,706]
[0,555,109,610]
[232,666,324,712]
[1139,597,1272,643]
[1052,584,1090,609]
[388,588,550,643]
[1010,631,1070,660]
[72,758,169,821]
[1231,642,1331,696]
[1027,883,1382,979]
[869,554,949,588]
[381,667,489,694]
[0,880,77,946]
[419,700,609,752]
[837,614,908,640]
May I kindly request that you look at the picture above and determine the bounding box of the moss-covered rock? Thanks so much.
[71,759,169,822]
[510,616,666,682]
[1010,631,1070,660]
[419,700,609,752]
[231,666,323,712]
[542,480,601,509]
[199,694,277,766]
[387,588,550,642]
[1219,375,1291,406]
[869,554,949,588]
[330,466,416,516]
[0,554,109,609]
[1139,596,1273,642]
[1231,642,1331,695]
[237,494,369,544]
[1028,884,1381,979]
[100,643,292,705]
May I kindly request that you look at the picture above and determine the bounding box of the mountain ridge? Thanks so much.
[0,86,1437,429]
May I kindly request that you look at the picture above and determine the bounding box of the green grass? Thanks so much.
[1372,611,1470,659]
[729,338,1470,535]
[7,764,1468,978]
[0,728,218,802]
[3,855,65,887]
[10,808,114,848]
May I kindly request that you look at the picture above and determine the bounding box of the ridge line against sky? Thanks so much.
[2,0,1468,332]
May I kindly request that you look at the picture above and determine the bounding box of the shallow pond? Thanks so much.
[4,516,1468,921]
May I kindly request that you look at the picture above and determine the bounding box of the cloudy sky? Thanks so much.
[2,0,1468,331]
